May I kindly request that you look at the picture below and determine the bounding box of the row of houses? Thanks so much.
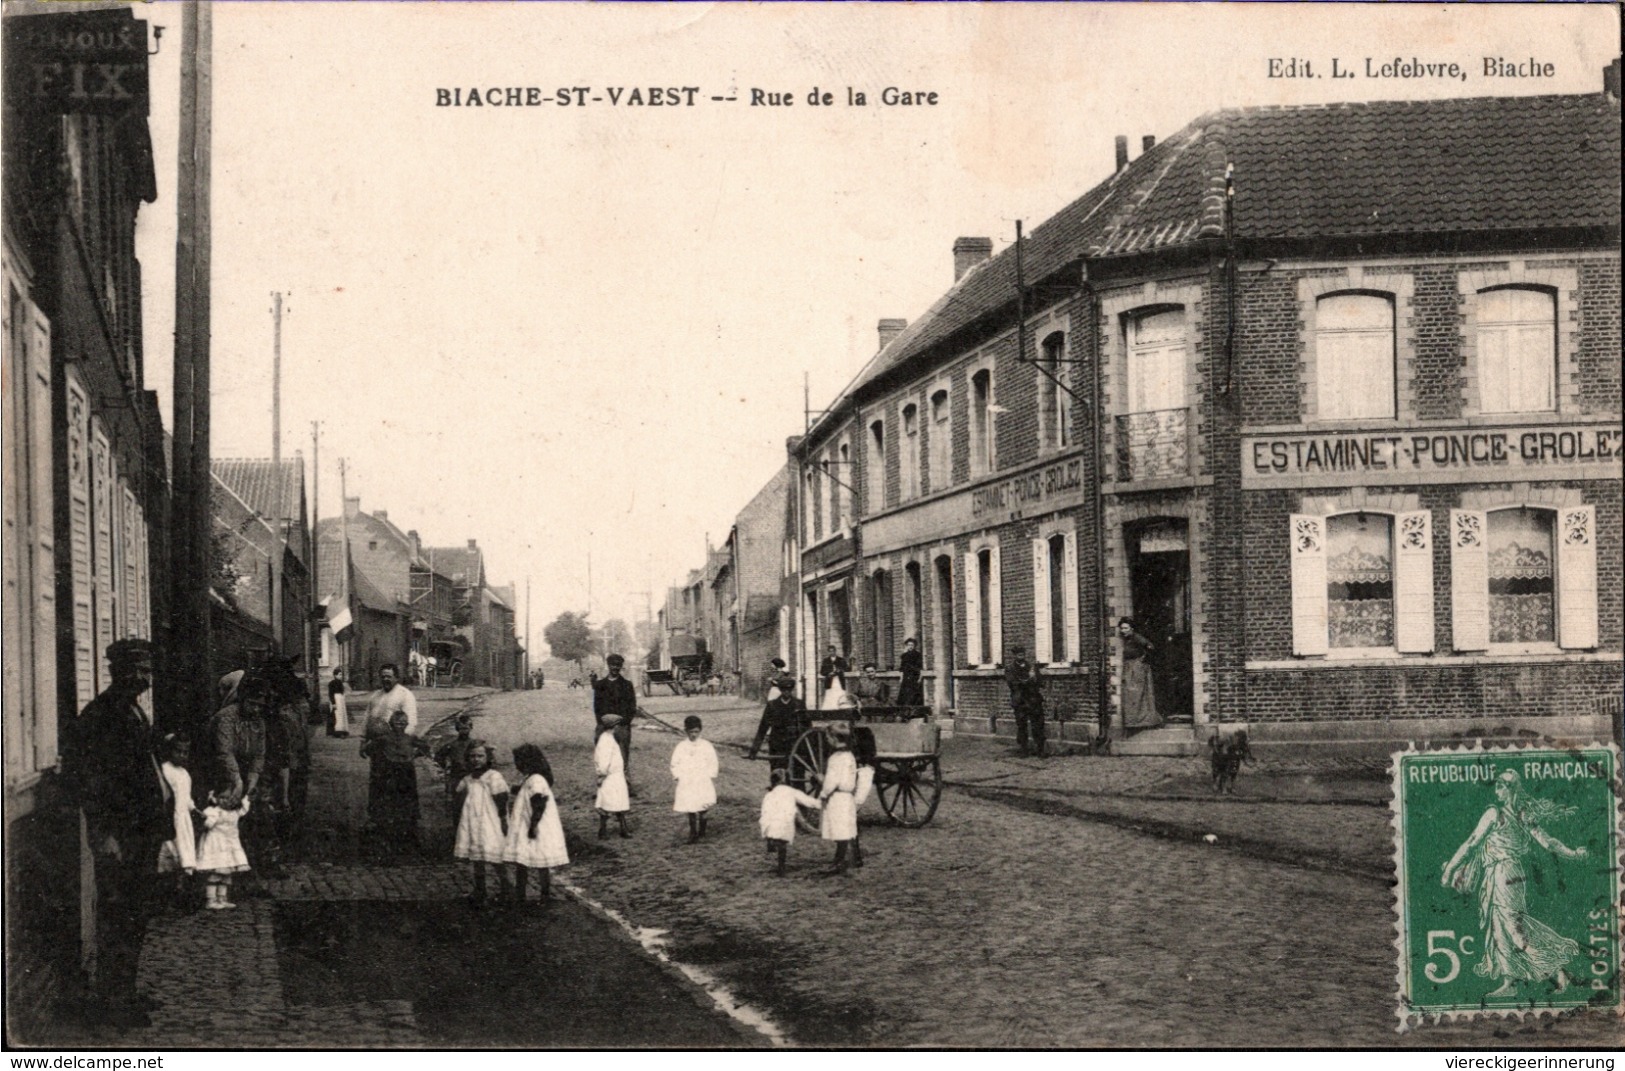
[671,70,1622,750]
[315,497,523,692]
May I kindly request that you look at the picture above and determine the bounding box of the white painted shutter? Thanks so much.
[963,551,982,667]
[1289,514,1329,656]
[27,308,56,764]
[988,544,1003,664]
[1449,510,1489,651]
[1393,511,1435,653]
[66,373,95,707]
[91,426,113,688]
[133,499,149,640]
[1032,538,1053,663]
[1063,533,1080,662]
[122,485,140,638]
[1556,506,1597,650]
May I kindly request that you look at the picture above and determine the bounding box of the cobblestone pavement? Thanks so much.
[49,686,748,1050]
[458,688,1623,1048]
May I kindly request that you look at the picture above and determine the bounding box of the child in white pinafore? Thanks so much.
[196,792,251,909]
[453,742,510,907]
[156,734,198,904]
[594,715,632,839]
[503,744,568,906]
[758,768,820,876]
[818,729,859,875]
[670,715,719,843]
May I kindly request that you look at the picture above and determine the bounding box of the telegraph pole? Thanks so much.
[309,421,322,703]
[169,0,214,734]
[338,457,352,674]
[524,575,532,686]
[269,292,284,653]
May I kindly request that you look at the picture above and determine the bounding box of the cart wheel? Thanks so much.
[787,729,830,834]
[877,756,941,828]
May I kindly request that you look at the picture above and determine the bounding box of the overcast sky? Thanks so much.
[132,2,1617,653]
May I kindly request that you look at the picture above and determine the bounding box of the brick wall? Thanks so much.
[1245,660,1623,723]
[1409,263,1465,421]
[1578,258,1623,415]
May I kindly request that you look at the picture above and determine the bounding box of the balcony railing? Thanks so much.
[1115,407,1189,481]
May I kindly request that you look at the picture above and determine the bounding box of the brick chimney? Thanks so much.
[467,538,477,550]
[1605,57,1621,102]
[343,496,361,519]
[952,237,993,281]
[1115,135,1129,172]
[374,510,388,524]
[408,529,422,558]
[1142,135,1156,153]
[878,318,907,351]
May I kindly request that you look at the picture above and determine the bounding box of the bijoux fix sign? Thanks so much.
[3,10,150,117]
[1243,422,1623,487]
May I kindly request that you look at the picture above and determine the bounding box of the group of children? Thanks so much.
[584,711,875,878]
[449,738,571,906]
[154,734,256,910]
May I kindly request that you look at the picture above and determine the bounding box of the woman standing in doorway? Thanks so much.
[1118,618,1161,734]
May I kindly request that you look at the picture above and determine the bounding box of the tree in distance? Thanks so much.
[543,611,594,673]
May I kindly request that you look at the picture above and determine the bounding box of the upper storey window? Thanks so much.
[1476,287,1556,414]
[1126,309,1185,414]
[1315,292,1395,420]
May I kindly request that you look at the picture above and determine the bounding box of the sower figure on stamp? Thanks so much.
[593,653,639,785]
[748,676,811,774]
[61,638,170,1029]
[1004,645,1046,757]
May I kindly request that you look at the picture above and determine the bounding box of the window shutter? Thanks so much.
[28,306,58,764]
[1556,506,1597,650]
[1393,511,1435,653]
[1063,532,1080,662]
[93,441,115,678]
[989,544,1003,663]
[1032,538,1052,663]
[963,551,982,666]
[67,373,95,707]
[1289,514,1329,656]
[1450,510,1489,651]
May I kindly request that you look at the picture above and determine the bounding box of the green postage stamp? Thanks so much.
[1393,745,1622,1026]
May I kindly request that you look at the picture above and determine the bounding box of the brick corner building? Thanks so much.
[794,75,1621,753]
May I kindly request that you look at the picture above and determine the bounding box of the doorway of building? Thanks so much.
[932,554,956,710]
[828,584,852,661]
[1126,519,1193,723]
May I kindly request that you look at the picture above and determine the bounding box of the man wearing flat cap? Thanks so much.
[593,653,639,779]
[749,676,812,775]
[61,638,169,1029]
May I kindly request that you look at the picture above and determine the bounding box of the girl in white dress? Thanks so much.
[156,735,198,903]
[670,716,719,843]
[453,743,510,907]
[818,730,859,875]
[851,728,877,870]
[196,791,251,909]
[594,715,632,839]
[503,744,568,906]
[759,769,821,876]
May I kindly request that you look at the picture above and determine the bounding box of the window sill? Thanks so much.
[1249,650,1621,670]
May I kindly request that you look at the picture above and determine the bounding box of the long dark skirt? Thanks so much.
[368,758,420,852]
[1121,657,1162,730]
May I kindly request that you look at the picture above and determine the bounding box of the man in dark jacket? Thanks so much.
[61,638,168,1029]
[593,653,639,776]
[748,677,812,774]
[1004,644,1047,757]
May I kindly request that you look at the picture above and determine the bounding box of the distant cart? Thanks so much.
[642,632,711,697]
[785,707,943,829]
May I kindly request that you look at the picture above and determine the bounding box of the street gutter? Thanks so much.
[953,783,1393,886]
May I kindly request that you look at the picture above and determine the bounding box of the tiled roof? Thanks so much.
[316,551,400,614]
[211,458,304,525]
[836,91,1620,412]
[488,585,514,609]
[426,546,482,587]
